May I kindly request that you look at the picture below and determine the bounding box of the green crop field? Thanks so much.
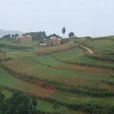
[85,37,114,52]
[0,37,114,113]
[0,67,87,113]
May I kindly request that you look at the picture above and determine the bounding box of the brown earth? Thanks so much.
[36,41,76,55]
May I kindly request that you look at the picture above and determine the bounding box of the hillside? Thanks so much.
[0,37,114,114]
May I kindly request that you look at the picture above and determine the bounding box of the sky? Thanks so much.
[0,0,114,37]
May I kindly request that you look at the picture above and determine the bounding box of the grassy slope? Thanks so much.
[85,38,114,52]
[1,66,114,107]
[0,39,38,48]
[0,67,87,113]
[0,67,54,97]
[1,38,114,113]
[4,56,114,91]
[52,47,114,68]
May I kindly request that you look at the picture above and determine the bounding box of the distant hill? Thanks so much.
[0,29,22,38]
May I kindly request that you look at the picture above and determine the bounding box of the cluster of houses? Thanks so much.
[16,34,32,42]
[16,34,62,47]
[39,36,61,47]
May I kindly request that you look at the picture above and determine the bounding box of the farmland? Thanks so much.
[0,37,114,113]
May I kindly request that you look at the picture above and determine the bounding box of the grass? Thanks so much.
[3,53,114,97]
[52,47,114,69]
[37,100,87,114]
[0,67,88,113]
[0,39,38,48]
[86,38,114,51]
[0,67,55,97]
[1,90,12,98]
[37,100,68,112]
[2,42,114,96]
[1,38,114,113]
[52,91,114,105]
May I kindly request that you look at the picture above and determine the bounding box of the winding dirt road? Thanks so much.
[80,44,94,55]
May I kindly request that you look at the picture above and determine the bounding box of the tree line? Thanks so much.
[1,27,76,41]
[0,91,37,114]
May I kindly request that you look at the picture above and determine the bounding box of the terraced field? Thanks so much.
[0,67,86,113]
[3,55,114,91]
[0,67,55,97]
[0,37,114,113]
[82,37,114,61]
[85,37,114,52]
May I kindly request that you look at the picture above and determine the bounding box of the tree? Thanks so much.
[68,32,75,38]
[0,91,37,114]
[0,92,6,114]
[62,27,66,37]
[1,34,11,39]
[31,96,37,111]
[53,101,60,110]
[26,31,47,47]
[12,34,19,38]
[26,31,47,41]
[48,34,61,38]
[0,92,4,103]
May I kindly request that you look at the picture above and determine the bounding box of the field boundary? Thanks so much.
[36,42,76,55]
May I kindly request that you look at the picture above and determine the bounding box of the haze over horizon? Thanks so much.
[0,0,114,37]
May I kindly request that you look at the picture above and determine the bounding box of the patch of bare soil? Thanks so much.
[12,79,55,97]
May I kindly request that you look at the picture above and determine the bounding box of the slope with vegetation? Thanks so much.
[0,36,114,113]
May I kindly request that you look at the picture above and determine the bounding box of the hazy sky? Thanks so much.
[0,0,114,36]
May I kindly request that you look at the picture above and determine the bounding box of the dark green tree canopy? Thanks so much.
[1,34,11,39]
[0,92,4,103]
[26,31,47,41]
[0,91,37,114]
[68,32,75,38]
[48,34,61,39]
[11,34,19,38]
[62,27,66,34]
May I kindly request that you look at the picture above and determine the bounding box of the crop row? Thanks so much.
[51,54,114,70]
[3,85,114,114]
[2,64,114,97]
[87,55,114,63]
[1,65,114,114]
[36,96,114,114]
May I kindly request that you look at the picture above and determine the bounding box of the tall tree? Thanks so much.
[62,27,66,37]
[68,32,75,38]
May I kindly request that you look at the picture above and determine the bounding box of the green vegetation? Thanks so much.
[0,91,37,114]
[85,37,114,52]
[0,37,114,113]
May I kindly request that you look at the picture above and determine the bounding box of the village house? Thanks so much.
[50,36,61,46]
[39,36,61,47]
[16,35,32,42]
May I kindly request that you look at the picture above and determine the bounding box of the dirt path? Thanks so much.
[80,44,94,55]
